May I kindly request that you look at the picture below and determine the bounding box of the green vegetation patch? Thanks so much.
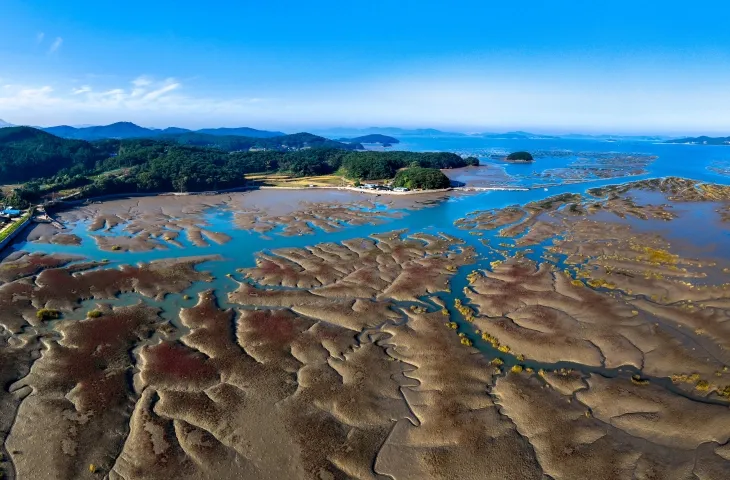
[393,167,451,190]
[36,308,61,321]
[506,151,534,162]
[341,151,476,181]
[0,213,30,243]
[2,127,479,200]
[0,127,103,183]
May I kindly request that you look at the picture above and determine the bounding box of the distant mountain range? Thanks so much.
[0,119,710,143]
[164,131,360,152]
[39,122,285,141]
[338,134,400,145]
[315,127,468,138]
[0,126,362,184]
[476,131,557,140]
[0,122,360,160]
[316,127,672,141]
[195,127,285,137]
[475,131,676,141]
[320,128,558,139]
[665,136,730,145]
[562,133,673,142]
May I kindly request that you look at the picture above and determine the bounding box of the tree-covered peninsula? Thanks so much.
[0,127,478,205]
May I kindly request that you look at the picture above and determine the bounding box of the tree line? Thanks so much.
[0,127,479,205]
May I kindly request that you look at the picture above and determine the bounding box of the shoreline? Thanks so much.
[259,185,530,194]
[56,184,531,207]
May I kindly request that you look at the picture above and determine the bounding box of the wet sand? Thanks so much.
[24,188,450,252]
[443,164,515,187]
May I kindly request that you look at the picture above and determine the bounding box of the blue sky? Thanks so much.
[1,0,730,134]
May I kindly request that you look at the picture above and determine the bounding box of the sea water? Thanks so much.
[13,137,730,296]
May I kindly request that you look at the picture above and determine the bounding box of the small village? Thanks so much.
[0,203,60,251]
[357,183,410,192]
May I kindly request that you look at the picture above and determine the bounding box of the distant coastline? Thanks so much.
[664,135,730,146]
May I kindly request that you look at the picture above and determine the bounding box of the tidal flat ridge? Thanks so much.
[1,177,730,479]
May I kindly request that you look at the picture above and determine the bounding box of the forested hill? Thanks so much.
[0,127,107,183]
[195,127,285,137]
[0,126,478,205]
[160,131,360,151]
[338,134,399,145]
[0,127,360,183]
[665,136,730,145]
[41,122,285,141]
[43,122,153,140]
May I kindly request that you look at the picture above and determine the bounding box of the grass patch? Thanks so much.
[36,308,61,321]
[671,373,700,384]
[247,173,351,188]
[0,213,30,244]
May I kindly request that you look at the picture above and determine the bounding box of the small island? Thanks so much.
[665,136,730,146]
[340,134,400,146]
[504,151,534,163]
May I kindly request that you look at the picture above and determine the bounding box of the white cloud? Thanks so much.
[101,88,125,97]
[129,76,178,99]
[48,37,63,54]
[0,76,226,125]
[0,85,59,110]
[5,72,730,134]
[72,85,92,95]
[142,80,180,101]
[132,76,152,87]
[36,32,45,44]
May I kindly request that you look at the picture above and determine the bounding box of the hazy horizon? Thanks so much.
[3,1,730,136]
[0,118,694,138]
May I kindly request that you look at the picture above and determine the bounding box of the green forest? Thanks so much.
[392,167,451,189]
[0,127,105,183]
[0,127,479,206]
[158,131,360,151]
[505,151,534,162]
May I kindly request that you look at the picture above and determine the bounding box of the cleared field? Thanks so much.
[246,172,352,187]
[0,184,22,196]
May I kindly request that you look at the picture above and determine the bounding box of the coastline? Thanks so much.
[259,185,530,194]
[56,183,531,207]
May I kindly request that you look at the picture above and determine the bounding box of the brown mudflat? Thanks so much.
[1,176,730,479]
